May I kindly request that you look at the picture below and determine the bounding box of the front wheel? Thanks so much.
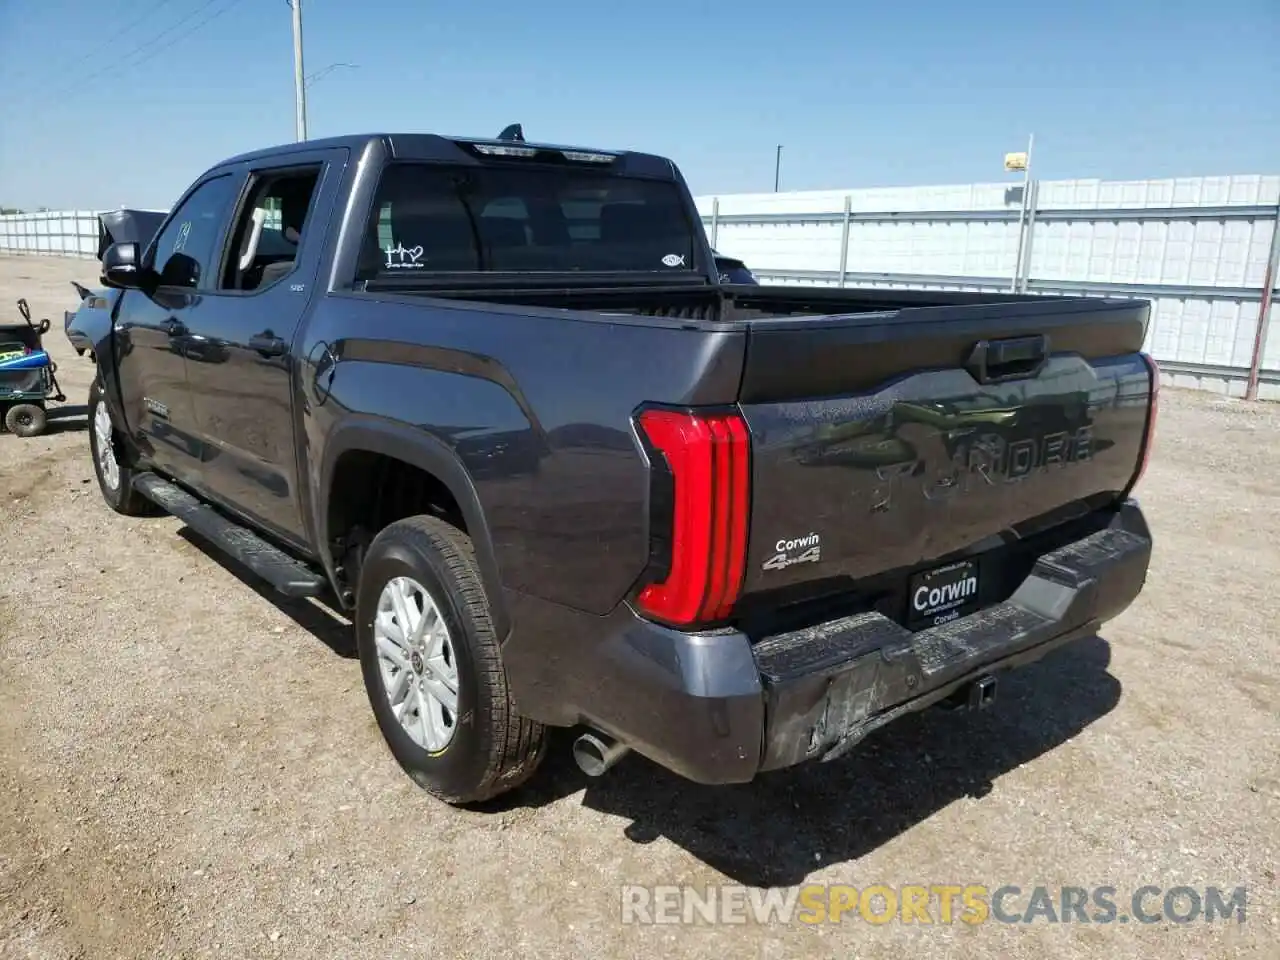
[88,378,160,516]
[355,515,547,804]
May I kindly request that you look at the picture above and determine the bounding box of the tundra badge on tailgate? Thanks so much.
[763,532,821,571]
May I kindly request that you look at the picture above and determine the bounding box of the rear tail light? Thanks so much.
[1134,352,1160,487]
[633,407,750,626]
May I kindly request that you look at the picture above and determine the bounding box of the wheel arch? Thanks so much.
[88,299,131,438]
[317,417,510,639]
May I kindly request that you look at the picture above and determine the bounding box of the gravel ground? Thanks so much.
[0,254,1276,959]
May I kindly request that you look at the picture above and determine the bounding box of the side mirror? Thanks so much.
[101,241,143,290]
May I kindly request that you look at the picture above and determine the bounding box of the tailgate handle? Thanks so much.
[967,335,1049,383]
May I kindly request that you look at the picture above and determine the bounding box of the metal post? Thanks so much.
[291,0,307,141]
[709,197,719,248]
[774,145,783,193]
[837,196,851,287]
[1010,133,1034,292]
[1245,195,1280,401]
[1018,178,1041,293]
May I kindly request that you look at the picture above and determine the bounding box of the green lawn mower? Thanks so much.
[0,298,67,438]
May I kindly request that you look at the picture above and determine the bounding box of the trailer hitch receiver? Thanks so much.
[970,674,998,710]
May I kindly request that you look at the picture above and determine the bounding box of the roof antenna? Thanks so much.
[496,123,525,142]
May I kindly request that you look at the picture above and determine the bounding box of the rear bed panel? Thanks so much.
[738,350,1152,608]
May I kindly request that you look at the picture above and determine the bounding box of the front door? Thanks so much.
[112,172,241,486]
[182,152,344,546]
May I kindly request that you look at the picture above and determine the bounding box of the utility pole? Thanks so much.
[290,0,307,141]
[774,145,783,192]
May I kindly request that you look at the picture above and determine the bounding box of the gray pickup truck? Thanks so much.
[68,129,1158,805]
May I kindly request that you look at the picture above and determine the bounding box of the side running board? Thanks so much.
[133,473,326,599]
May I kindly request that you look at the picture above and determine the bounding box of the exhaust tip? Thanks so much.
[572,731,629,777]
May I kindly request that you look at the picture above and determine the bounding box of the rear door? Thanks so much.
[182,147,348,547]
[112,172,242,487]
[735,298,1156,626]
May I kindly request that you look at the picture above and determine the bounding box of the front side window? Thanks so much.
[150,174,238,289]
[357,162,696,280]
[221,166,321,291]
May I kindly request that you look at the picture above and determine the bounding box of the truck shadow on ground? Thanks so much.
[162,530,1121,887]
[508,635,1121,888]
[176,528,358,659]
[44,403,88,434]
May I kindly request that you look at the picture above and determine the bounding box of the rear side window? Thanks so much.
[356,162,695,279]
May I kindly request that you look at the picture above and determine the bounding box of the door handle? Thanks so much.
[248,333,287,357]
[163,318,187,337]
[966,335,1049,384]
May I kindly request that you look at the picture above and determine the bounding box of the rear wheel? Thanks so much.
[355,515,547,804]
[88,378,160,516]
[4,403,46,438]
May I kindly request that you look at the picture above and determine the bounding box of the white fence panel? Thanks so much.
[0,210,111,258]
[700,173,1280,399]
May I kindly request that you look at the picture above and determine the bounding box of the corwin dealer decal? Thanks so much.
[762,533,821,571]
[911,561,979,625]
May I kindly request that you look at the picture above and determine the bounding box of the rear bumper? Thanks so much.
[756,499,1151,771]
[506,499,1152,784]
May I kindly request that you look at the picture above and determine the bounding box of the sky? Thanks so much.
[1,0,1277,211]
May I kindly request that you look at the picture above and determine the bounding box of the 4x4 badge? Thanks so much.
[762,533,821,571]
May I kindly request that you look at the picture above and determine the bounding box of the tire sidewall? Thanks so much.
[6,404,45,438]
[88,379,127,509]
[356,528,495,799]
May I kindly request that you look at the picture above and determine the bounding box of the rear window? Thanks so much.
[357,162,696,279]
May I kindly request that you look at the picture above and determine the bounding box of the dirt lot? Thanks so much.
[0,254,1276,959]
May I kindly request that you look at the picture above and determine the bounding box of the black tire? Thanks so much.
[356,515,547,804]
[4,403,46,438]
[88,377,161,516]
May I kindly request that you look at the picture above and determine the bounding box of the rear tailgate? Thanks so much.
[736,296,1155,627]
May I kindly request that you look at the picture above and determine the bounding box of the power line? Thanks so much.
[44,0,245,100]
[55,0,185,81]
[114,0,243,73]
[3,0,177,89]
